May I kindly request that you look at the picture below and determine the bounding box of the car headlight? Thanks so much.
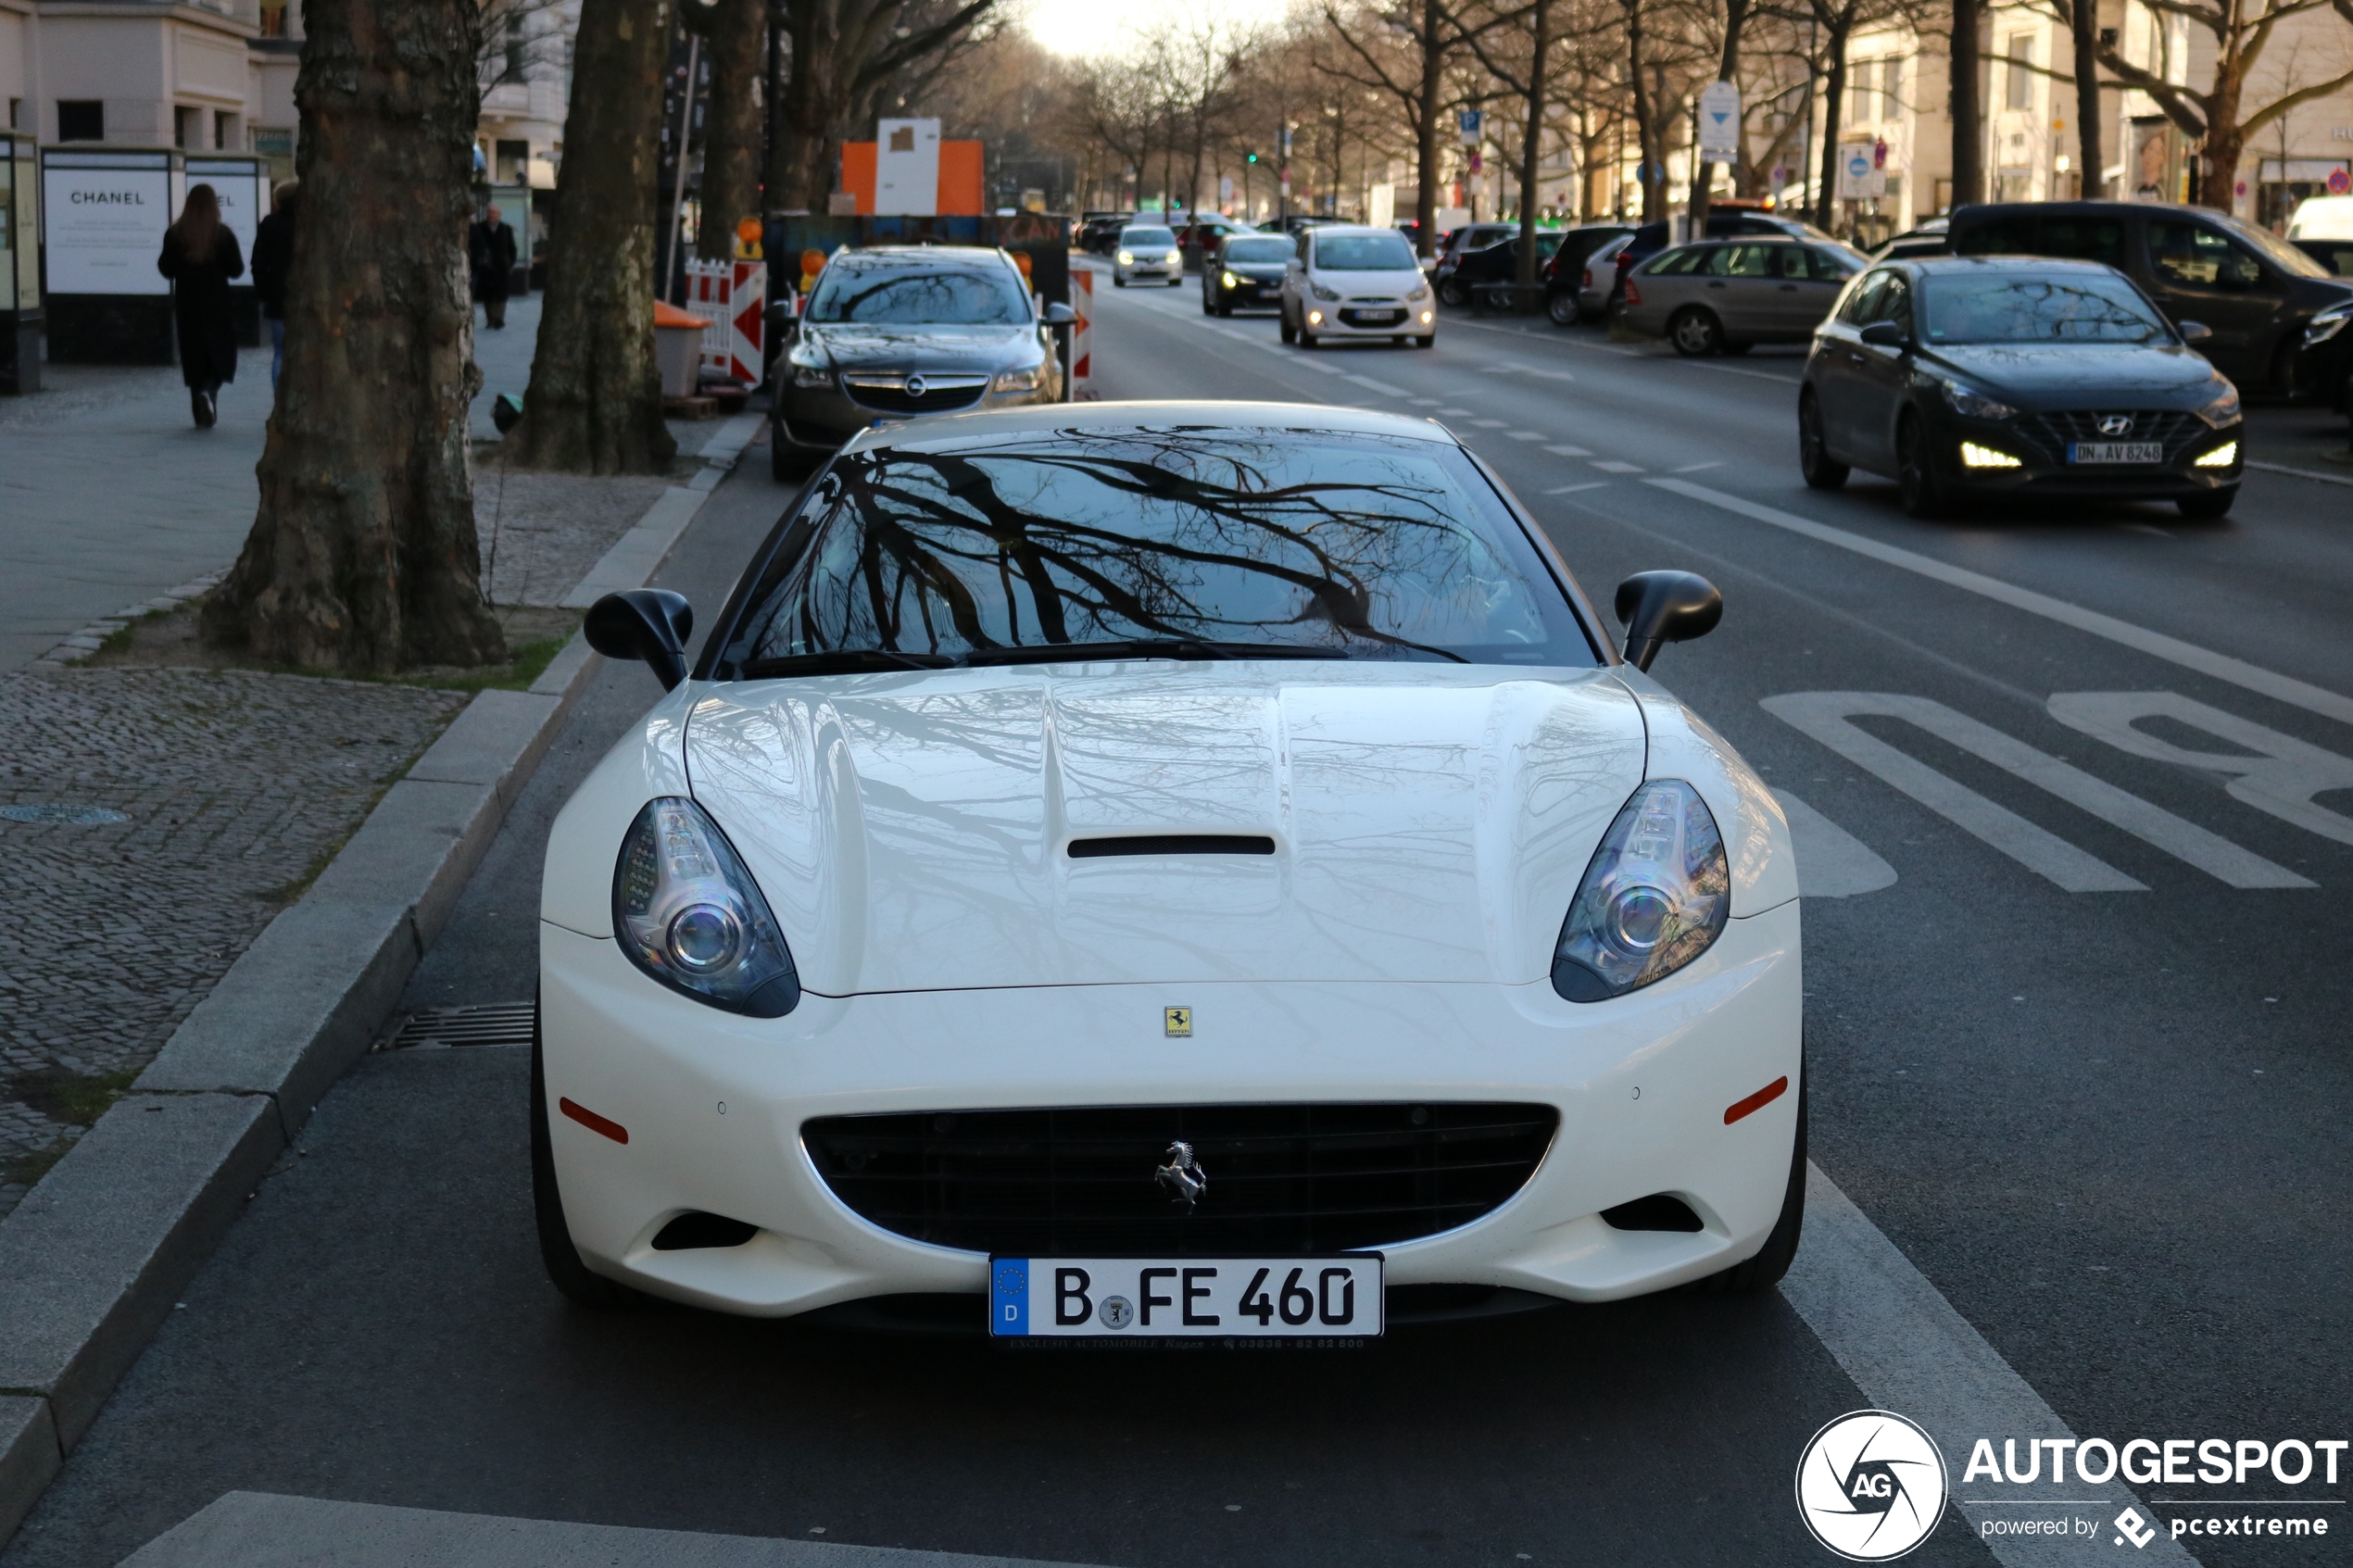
[1310,281,1341,301]
[1941,379,2017,420]
[787,345,830,388]
[2194,382,2242,427]
[1552,780,1729,1002]
[1221,270,1240,288]
[2305,305,2351,346]
[1117,250,1134,265]
[990,364,1044,394]
[1960,442,2022,469]
[612,797,800,1017]
[1408,282,1431,302]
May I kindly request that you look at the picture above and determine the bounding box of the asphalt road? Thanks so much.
[9,270,2351,1568]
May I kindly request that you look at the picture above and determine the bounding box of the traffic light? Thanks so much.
[1245,151,1259,164]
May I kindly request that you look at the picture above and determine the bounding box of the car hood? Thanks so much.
[682,662,1648,995]
[1922,343,2223,404]
[1223,263,1288,278]
[1313,269,1426,295]
[803,324,1035,373]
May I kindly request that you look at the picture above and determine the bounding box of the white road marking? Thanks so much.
[2247,458,2353,488]
[1544,483,1610,495]
[1771,791,1897,897]
[1436,407,1474,415]
[1507,431,1545,441]
[1672,461,1723,473]
[1410,397,1441,407]
[1591,459,1646,473]
[1650,478,2353,729]
[1470,418,1510,428]
[1784,1167,2197,1567]
[1344,373,1410,395]
[2048,690,2353,847]
[120,1492,1109,1567]
[1762,692,2311,890]
[1543,444,1592,457]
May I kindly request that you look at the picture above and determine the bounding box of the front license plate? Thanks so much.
[2068,441,2164,464]
[990,1255,1383,1338]
[1354,310,1405,325]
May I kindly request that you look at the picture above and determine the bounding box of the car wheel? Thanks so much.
[1168,277,1182,287]
[1113,275,1127,288]
[1700,1061,1807,1296]
[1215,301,1233,318]
[1415,334,1436,349]
[1798,391,1849,491]
[1546,291,1578,327]
[1201,291,1213,315]
[1438,278,1468,307]
[1896,414,1945,519]
[531,1001,650,1311]
[1668,307,1723,358]
[1299,327,1317,349]
[1279,313,1297,345]
[2177,487,2237,520]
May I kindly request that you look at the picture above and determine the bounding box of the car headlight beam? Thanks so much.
[1221,270,1240,289]
[990,364,1045,393]
[1553,780,1730,1002]
[1310,281,1341,302]
[613,797,800,1016]
[1117,250,1134,265]
[1960,441,2022,469]
[2195,441,2238,468]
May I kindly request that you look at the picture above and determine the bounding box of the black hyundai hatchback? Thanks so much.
[1800,256,2246,520]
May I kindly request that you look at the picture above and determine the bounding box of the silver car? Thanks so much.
[1113,224,1182,287]
[1621,237,1867,356]
[772,246,1070,481]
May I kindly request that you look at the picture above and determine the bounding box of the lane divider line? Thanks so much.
[1649,476,2353,729]
[1544,483,1610,495]
[2246,458,2353,488]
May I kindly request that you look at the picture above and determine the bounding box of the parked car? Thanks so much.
[2284,194,2353,278]
[1432,222,1520,287]
[1570,233,1640,320]
[1798,255,2245,520]
[1542,224,1638,323]
[549,401,1805,1326]
[1202,232,1295,316]
[1176,214,1260,273]
[1076,214,1132,256]
[1278,224,1438,348]
[1437,229,1564,307]
[1271,213,1340,237]
[1948,200,2353,411]
[769,247,1072,482]
[1113,224,1184,287]
[1618,237,1867,355]
[1869,220,1951,261]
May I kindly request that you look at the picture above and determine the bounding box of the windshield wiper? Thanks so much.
[961,639,1352,666]
[739,649,959,679]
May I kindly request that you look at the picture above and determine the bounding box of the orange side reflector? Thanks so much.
[560,1097,628,1145]
[1724,1076,1790,1126]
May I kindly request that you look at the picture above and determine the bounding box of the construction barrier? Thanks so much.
[684,257,768,389]
[1069,269,1093,399]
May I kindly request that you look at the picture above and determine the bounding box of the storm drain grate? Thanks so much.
[383,1002,535,1051]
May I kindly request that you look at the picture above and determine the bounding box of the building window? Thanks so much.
[214,111,234,149]
[258,1,287,35]
[174,106,202,148]
[6,97,19,131]
[2006,36,2034,111]
[57,100,104,141]
[504,15,527,83]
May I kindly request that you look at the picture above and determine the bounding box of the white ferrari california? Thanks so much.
[536,402,1803,1336]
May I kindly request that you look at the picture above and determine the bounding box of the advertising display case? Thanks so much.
[42,146,182,364]
[185,155,271,345]
[1,131,39,394]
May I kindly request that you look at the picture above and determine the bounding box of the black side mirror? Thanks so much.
[1043,301,1076,325]
[1858,320,1906,348]
[1615,571,1722,672]
[585,590,694,691]
[764,301,798,340]
[2176,319,2214,344]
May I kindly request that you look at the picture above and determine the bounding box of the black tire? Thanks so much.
[1415,334,1437,349]
[1668,307,1723,358]
[1279,313,1297,345]
[1200,291,1213,315]
[1438,278,1469,308]
[1798,391,1849,490]
[531,1002,648,1310]
[1112,275,1127,288]
[1546,290,1579,327]
[1215,301,1232,318]
[1168,277,1182,287]
[2177,487,2236,520]
[1299,325,1318,349]
[1702,1064,1807,1295]
[1896,415,1945,519]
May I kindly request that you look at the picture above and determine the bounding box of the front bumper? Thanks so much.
[1214,275,1285,308]
[1929,408,2244,499]
[538,901,1802,1318]
[1114,256,1180,282]
[773,377,1052,454]
[1301,301,1435,337]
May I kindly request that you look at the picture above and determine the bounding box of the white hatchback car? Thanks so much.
[1280,224,1438,348]
[1112,224,1182,287]
[538,403,1804,1336]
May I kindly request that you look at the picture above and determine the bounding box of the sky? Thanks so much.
[1017,0,1273,60]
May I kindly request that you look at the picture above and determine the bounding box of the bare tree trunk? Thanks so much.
[1515,0,1553,286]
[698,0,766,257]
[204,0,501,671]
[2069,0,2101,197]
[1415,0,1442,255]
[505,0,677,474]
[1812,4,1854,231]
[1626,0,1662,221]
[1950,0,1981,207]
[773,1,840,210]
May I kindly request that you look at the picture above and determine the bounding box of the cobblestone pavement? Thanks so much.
[0,666,468,1217]
[474,468,672,610]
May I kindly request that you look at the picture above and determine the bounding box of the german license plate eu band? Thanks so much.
[2068,441,2164,464]
[989,1255,1383,1337]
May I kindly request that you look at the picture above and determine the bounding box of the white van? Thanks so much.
[2285,194,2353,241]
[1279,224,1437,349]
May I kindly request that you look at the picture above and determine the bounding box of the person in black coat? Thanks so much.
[250,180,299,389]
[469,207,519,329]
[156,183,244,428]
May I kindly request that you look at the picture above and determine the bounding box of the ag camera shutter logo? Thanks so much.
[1795,1410,1949,1561]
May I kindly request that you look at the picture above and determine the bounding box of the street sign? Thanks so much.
[1835,144,1884,200]
[1457,109,1482,148]
[1468,151,1483,175]
[1872,137,1889,169]
[1698,81,1741,164]
[2332,168,2351,194]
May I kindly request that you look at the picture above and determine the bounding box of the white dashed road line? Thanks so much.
[2246,458,2353,488]
[1673,461,1722,472]
[1591,460,1645,473]
[1507,431,1545,441]
[1544,444,1592,457]
[1343,374,1410,396]
[1544,483,1609,495]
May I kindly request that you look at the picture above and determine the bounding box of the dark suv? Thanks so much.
[1949,201,2353,409]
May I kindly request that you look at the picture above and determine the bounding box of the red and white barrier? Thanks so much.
[685,258,769,389]
[1070,269,1094,399]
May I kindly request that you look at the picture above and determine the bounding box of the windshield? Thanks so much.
[715,429,1597,674]
[806,260,1029,325]
[1224,238,1292,263]
[1316,233,1419,270]
[1122,228,1176,246]
[1922,272,2172,345]
[2213,213,2334,279]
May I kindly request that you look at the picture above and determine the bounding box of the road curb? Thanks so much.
[0,451,741,1549]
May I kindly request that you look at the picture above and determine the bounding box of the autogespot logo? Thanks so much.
[1796,1410,1950,1561]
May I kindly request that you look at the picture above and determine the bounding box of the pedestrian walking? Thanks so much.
[470,206,519,330]
[156,183,244,429]
[251,180,299,389]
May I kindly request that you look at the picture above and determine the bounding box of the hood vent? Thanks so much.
[1067,834,1277,859]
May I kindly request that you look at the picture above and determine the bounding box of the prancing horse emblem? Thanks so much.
[2097,414,2134,436]
[1156,1141,1208,1210]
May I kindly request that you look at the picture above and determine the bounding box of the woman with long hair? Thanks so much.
[156,183,245,428]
